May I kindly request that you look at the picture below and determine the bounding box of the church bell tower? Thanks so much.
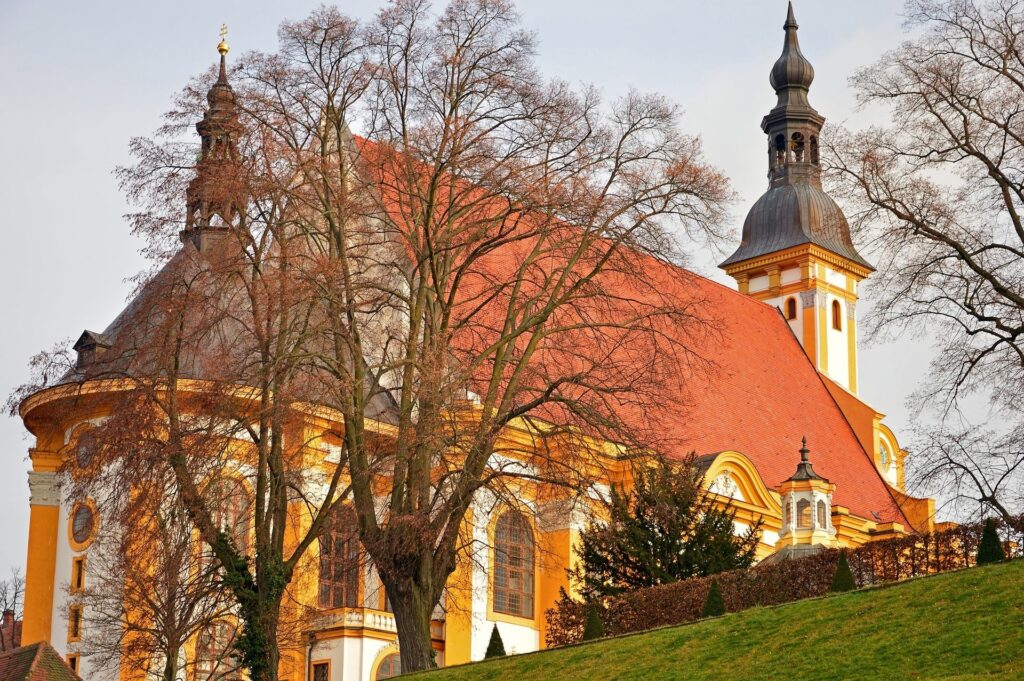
[721,3,873,394]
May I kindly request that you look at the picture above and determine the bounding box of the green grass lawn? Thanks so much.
[410,560,1024,681]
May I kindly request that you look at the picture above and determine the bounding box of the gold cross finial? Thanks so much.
[217,23,230,56]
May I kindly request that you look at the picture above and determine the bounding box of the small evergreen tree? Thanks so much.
[484,624,506,658]
[831,551,856,593]
[575,454,763,599]
[582,604,605,641]
[977,518,1006,564]
[701,578,726,617]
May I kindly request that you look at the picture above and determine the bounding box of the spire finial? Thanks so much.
[800,436,810,462]
[785,2,798,30]
[217,23,230,56]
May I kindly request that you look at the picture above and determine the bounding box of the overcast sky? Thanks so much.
[0,0,927,576]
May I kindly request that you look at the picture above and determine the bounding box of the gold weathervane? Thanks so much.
[218,23,230,56]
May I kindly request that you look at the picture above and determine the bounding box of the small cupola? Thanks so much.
[777,437,837,549]
[73,330,112,370]
[181,24,247,252]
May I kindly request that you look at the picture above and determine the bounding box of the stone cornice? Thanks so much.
[722,243,873,280]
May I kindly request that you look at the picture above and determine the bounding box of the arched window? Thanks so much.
[492,512,535,618]
[375,653,402,679]
[195,621,240,680]
[879,443,891,468]
[212,479,251,553]
[791,132,806,162]
[831,300,843,331]
[816,500,827,528]
[319,506,361,609]
[810,135,820,164]
[785,297,798,320]
[775,134,787,165]
[796,499,812,529]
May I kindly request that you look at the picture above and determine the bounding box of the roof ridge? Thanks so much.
[25,641,45,678]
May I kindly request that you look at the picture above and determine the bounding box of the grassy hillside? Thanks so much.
[411,560,1024,681]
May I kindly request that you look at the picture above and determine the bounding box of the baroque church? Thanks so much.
[15,5,934,679]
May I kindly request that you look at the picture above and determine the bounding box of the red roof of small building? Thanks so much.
[0,643,80,681]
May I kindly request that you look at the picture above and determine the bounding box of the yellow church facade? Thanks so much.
[16,6,934,680]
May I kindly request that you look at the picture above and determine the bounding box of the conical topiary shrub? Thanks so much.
[582,603,605,641]
[701,578,726,617]
[831,550,856,593]
[485,623,506,658]
[977,518,1006,564]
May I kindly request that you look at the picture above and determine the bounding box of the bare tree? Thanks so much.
[825,0,1024,524]
[12,1,728,677]
[71,479,234,681]
[0,569,23,651]
[910,422,1024,528]
[301,0,728,670]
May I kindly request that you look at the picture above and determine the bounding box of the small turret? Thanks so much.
[181,24,246,252]
[777,437,837,551]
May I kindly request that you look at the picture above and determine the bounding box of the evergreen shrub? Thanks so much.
[485,624,506,658]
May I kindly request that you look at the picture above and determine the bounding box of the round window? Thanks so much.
[71,503,96,545]
[71,430,99,470]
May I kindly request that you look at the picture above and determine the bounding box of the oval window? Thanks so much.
[76,444,90,468]
[71,503,96,545]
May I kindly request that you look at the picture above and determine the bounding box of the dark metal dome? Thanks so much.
[721,182,872,269]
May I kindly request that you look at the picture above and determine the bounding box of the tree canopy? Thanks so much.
[575,455,761,599]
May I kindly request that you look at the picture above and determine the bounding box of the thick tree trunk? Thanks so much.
[247,612,281,681]
[238,587,283,681]
[161,652,178,681]
[389,587,437,673]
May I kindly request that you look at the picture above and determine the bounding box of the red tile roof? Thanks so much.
[649,267,906,523]
[359,139,907,525]
[0,643,80,681]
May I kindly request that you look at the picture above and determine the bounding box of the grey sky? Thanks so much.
[0,0,925,576]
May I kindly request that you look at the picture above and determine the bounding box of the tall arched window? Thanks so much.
[810,135,820,164]
[785,297,797,320]
[796,499,812,529]
[319,506,361,609]
[195,621,240,680]
[213,479,251,553]
[375,653,402,680]
[492,511,535,618]
[832,300,843,331]
[816,500,827,528]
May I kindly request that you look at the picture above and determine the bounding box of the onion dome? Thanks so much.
[200,27,237,136]
[721,183,872,269]
[770,2,815,104]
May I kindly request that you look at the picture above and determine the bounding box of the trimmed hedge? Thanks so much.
[546,515,1023,647]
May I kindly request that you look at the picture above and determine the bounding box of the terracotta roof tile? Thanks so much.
[0,643,80,681]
